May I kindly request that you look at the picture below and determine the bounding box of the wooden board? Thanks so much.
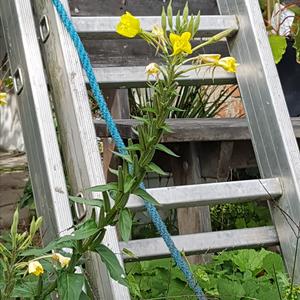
[69,0,218,16]
[94,118,300,142]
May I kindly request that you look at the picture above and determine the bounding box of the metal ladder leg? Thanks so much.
[217,0,300,282]
[0,0,73,243]
[31,0,131,299]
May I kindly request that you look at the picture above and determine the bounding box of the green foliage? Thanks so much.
[269,34,287,64]
[126,249,300,300]
[210,201,272,231]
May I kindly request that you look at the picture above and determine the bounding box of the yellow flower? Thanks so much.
[170,32,193,55]
[28,261,44,276]
[197,54,238,73]
[217,57,238,73]
[116,12,141,38]
[52,253,71,268]
[145,63,160,77]
[0,93,8,106]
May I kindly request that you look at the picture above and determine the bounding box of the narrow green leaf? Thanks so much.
[69,196,103,208]
[111,151,133,164]
[161,6,167,32]
[132,115,150,125]
[86,182,118,193]
[167,0,173,31]
[125,144,142,152]
[183,2,189,29]
[119,209,132,242]
[108,168,119,176]
[118,166,124,192]
[193,11,201,35]
[155,144,179,157]
[103,191,111,212]
[175,10,181,33]
[124,176,136,194]
[57,273,84,300]
[147,162,169,176]
[132,188,160,206]
[95,244,127,286]
[73,219,99,240]
[293,21,300,63]
[269,34,287,64]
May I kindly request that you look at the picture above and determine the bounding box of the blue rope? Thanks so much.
[51,1,206,299]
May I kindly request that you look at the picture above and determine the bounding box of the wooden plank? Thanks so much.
[69,0,219,17]
[74,16,238,39]
[89,65,236,88]
[120,226,279,260]
[89,66,236,88]
[127,177,282,210]
[83,39,229,67]
[94,118,300,142]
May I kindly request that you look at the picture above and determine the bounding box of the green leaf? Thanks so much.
[86,182,118,193]
[217,278,245,300]
[57,273,84,300]
[12,280,38,298]
[127,274,142,299]
[73,219,99,239]
[111,151,133,164]
[79,292,91,300]
[161,7,167,32]
[119,209,132,242]
[155,144,179,157]
[146,162,168,176]
[262,252,285,276]
[132,188,160,206]
[269,35,287,64]
[95,244,127,286]
[69,196,103,208]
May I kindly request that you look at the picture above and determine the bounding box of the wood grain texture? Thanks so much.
[94,118,300,142]
[69,0,218,16]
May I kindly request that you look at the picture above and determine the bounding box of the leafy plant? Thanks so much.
[0,55,13,106]
[260,0,300,63]
[126,249,300,300]
[129,85,240,119]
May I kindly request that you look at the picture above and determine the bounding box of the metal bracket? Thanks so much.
[12,67,24,95]
[39,15,50,43]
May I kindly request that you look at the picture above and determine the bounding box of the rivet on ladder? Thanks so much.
[12,67,24,95]
[39,15,50,43]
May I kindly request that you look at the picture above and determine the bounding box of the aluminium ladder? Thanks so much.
[1,0,300,299]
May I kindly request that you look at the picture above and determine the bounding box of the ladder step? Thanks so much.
[120,226,279,260]
[87,66,236,88]
[127,178,282,211]
[74,15,239,39]
[94,118,300,142]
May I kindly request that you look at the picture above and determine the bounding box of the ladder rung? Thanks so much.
[127,178,282,211]
[87,66,236,88]
[74,15,239,39]
[120,226,279,260]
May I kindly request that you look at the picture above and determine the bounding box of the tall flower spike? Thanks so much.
[116,12,141,38]
[28,261,44,276]
[170,32,193,55]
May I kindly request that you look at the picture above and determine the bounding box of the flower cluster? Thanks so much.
[116,10,238,76]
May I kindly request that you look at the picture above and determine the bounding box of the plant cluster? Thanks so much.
[0,56,13,107]
[126,249,300,300]
[260,0,300,63]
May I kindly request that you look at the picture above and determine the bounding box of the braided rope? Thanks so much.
[51,1,206,299]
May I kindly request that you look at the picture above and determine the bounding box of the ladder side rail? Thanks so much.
[217,0,300,282]
[0,0,73,243]
[32,1,130,299]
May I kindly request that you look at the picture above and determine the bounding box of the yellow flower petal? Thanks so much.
[0,93,8,106]
[116,12,141,38]
[217,57,238,73]
[169,32,193,55]
[28,261,44,276]
[145,63,160,76]
[52,253,71,268]
[198,54,222,64]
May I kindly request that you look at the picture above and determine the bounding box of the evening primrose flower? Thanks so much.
[196,54,238,73]
[0,93,7,106]
[218,57,238,73]
[52,253,71,268]
[116,12,141,38]
[28,261,44,276]
[145,63,160,78]
[170,32,193,55]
